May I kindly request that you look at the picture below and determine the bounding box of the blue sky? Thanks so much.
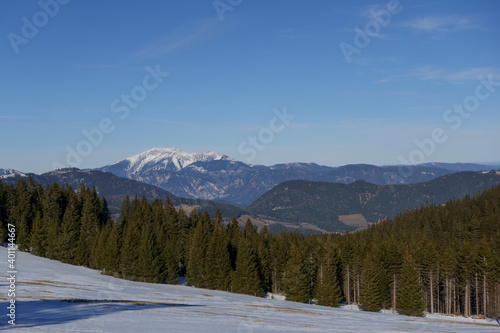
[1,0,499,173]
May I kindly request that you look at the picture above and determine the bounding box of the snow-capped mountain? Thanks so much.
[98,148,257,205]
[113,147,232,174]
[0,168,26,179]
[96,148,485,207]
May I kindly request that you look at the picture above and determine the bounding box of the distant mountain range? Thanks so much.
[2,148,500,233]
[247,171,500,232]
[96,147,500,207]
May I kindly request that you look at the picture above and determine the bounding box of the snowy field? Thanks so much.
[1,247,499,332]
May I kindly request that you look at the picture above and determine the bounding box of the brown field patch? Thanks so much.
[338,214,368,227]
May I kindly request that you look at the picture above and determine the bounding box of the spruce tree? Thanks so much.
[93,222,110,270]
[58,192,81,263]
[103,222,121,273]
[315,247,342,307]
[11,179,33,250]
[163,238,180,284]
[397,254,425,317]
[206,225,232,290]
[29,211,47,256]
[186,217,210,287]
[232,236,264,296]
[282,244,311,303]
[119,197,142,278]
[75,191,100,266]
[137,219,161,282]
[359,253,383,312]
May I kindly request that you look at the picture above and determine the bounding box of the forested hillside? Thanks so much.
[1,178,499,319]
[1,169,243,218]
[247,171,500,231]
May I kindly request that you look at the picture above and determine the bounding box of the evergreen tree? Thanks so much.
[103,221,121,273]
[359,253,383,312]
[397,254,425,317]
[206,225,232,290]
[119,197,142,277]
[227,217,241,270]
[315,246,342,307]
[75,190,100,266]
[163,238,180,284]
[137,218,161,282]
[58,191,81,263]
[282,244,311,303]
[29,211,47,256]
[256,226,272,292]
[232,236,264,296]
[186,217,211,287]
[93,222,111,270]
[11,179,34,250]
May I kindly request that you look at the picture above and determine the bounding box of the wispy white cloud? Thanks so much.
[277,28,297,40]
[132,17,227,60]
[0,114,42,120]
[410,66,499,83]
[400,15,483,36]
[377,66,500,84]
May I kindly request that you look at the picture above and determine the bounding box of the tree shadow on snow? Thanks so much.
[2,299,203,329]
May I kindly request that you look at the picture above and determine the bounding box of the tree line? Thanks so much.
[1,177,499,318]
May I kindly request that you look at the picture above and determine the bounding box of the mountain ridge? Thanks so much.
[246,170,500,232]
[95,148,500,207]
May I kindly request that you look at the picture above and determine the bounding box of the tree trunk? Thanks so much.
[444,277,450,314]
[482,274,487,317]
[346,264,351,305]
[475,273,478,316]
[430,270,434,314]
[356,274,360,305]
[453,278,457,315]
[392,273,397,313]
[465,280,471,317]
[436,271,440,314]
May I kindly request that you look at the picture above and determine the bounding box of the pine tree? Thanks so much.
[93,222,111,270]
[163,238,180,284]
[186,217,210,287]
[397,254,425,317]
[75,190,100,267]
[206,225,232,290]
[103,221,121,273]
[282,244,311,303]
[119,197,142,277]
[137,219,161,282]
[359,253,383,312]
[29,211,47,256]
[315,246,342,307]
[11,179,33,250]
[232,236,264,296]
[58,192,81,264]
[227,217,241,270]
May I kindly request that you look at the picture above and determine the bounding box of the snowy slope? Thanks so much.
[0,169,26,179]
[1,247,499,332]
[109,147,231,174]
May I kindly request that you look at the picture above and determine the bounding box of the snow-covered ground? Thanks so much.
[1,247,499,332]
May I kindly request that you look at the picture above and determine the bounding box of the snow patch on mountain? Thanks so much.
[0,168,26,179]
[111,147,232,174]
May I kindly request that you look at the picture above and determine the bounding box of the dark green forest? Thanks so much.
[1,177,499,319]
